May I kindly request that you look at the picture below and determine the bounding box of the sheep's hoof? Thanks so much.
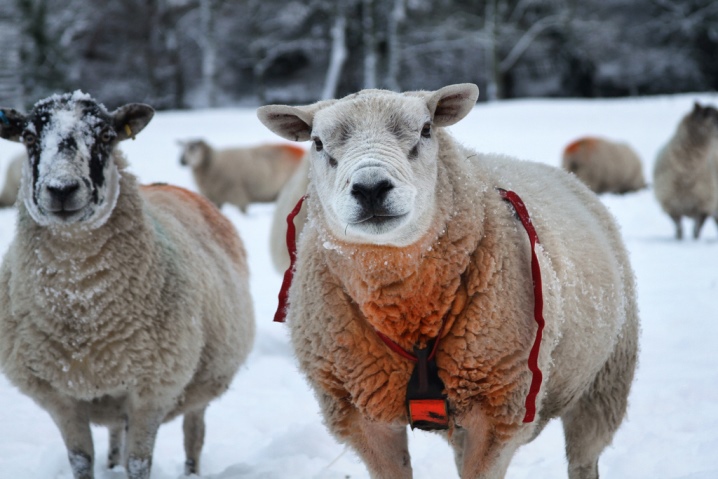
[185,458,198,476]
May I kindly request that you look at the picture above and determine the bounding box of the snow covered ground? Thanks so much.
[0,92,717,479]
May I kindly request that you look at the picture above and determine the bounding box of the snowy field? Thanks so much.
[0,92,717,479]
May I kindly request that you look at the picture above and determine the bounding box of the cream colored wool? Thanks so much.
[179,139,304,213]
[0,95,254,479]
[561,136,646,194]
[653,102,718,239]
[269,156,309,272]
[258,84,639,479]
[0,152,22,207]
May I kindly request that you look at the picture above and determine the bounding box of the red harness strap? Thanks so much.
[273,194,307,323]
[498,188,545,423]
[273,190,545,424]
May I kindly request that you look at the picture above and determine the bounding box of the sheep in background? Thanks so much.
[258,84,639,479]
[561,136,646,194]
[178,139,304,213]
[0,152,23,207]
[0,92,255,479]
[653,102,718,239]
[269,156,309,272]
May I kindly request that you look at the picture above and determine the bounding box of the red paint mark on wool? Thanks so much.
[564,137,598,156]
[278,143,306,161]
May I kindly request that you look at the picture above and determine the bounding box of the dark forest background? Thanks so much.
[0,0,716,110]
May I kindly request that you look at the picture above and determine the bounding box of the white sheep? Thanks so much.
[257,84,639,479]
[653,102,718,239]
[0,152,23,207]
[561,136,646,194]
[269,156,309,272]
[0,92,255,479]
[178,138,305,213]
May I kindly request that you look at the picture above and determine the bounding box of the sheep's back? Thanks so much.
[0,153,23,207]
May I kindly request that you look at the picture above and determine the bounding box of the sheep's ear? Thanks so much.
[113,103,155,141]
[256,105,316,142]
[427,83,479,127]
[0,108,27,142]
[257,100,337,142]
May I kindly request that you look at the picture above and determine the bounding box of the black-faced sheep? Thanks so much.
[653,102,718,239]
[561,136,646,194]
[269,156,309,272]
[0,92,255,479]
[178,138,305,213]
[0,152,23,207]
[257,84,639,479]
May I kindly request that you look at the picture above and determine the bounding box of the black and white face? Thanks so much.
[178,140,209,169]
[0,92,153,229]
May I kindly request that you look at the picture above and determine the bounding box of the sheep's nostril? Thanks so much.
[351,179,394,207]
[47,182,80,203]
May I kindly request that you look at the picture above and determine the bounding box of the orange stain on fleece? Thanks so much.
[141,183,243,263]
[564,137,598,156]
[278,143,306,161]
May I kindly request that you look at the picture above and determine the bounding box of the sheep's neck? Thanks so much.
[324,214,477,351]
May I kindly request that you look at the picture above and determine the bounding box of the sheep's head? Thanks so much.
[0,91,154,228]
[178,139,211,169]
[683,102,718,142]
[257,84,478,246]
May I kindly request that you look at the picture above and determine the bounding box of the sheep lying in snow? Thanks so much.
[269,156,309,272]
[561,136,646,194]
[178,138,304,213]
[0,92,255,479]
[258,84,639,479]
[0,152,23,207]
[653,102,718,239]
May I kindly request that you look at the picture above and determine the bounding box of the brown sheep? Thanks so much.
[178,139,304,212]
[562,136,646,194]
[653,102,718,239]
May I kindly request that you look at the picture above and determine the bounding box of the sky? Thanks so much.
[0,91,717,479]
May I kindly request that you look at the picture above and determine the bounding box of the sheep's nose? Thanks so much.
[47,182,80,203]
[351,179,394,209]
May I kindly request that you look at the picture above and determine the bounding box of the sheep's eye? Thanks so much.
[421,123,431,138]
[23,132,36,146]
[100,130,114,143]
[313,138,324,152]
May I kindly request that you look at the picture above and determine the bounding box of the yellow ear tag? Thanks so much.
[124,124,135,140]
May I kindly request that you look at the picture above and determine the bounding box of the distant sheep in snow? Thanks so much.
[0,152,23,207]
[258,84,639,479]
[653,102,718,239]
[0,92,255,479]
[178,139,304,213]
[269,156,309,272]
[561,136,646,194]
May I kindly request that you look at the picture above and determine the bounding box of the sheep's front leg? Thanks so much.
[345,414,412,479]
[124,401,168,479]
[183,407,206,475]
[107,422,125,469]
[454,409,524,479]
[42,399,95,479]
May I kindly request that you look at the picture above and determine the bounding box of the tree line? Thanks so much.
[0,0,716,110]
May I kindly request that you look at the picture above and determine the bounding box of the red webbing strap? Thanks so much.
[498,188,545,423]
[376,313,447,363]
[273,195,307,323]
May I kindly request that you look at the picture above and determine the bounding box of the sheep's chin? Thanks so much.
[22,164,121,231]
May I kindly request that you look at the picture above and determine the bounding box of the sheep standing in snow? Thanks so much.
[0,92,255,479]
[178,138,304,212]
[258,84,639,479]
[0,152,23,207]
[561,136,646,194]
[269,156,309,272]
[653,102,718,239]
